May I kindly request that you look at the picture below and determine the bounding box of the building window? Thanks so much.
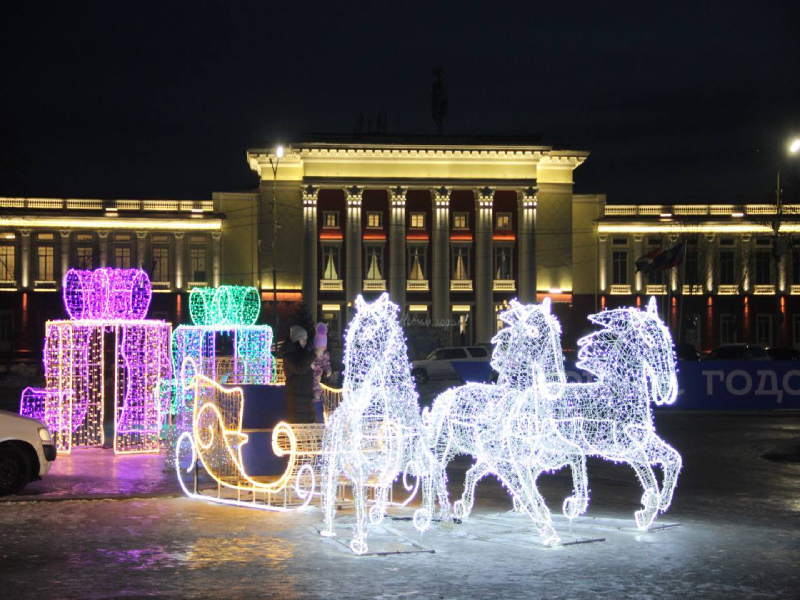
[720,314,737,344]
[0,245,15,281]
[151,247,169,282]
[755,250,772,285]
[685,244,699,285]
[37,245,54,281]
[647,267,663,285]
[76,246,93,270]
[410,213,425,229]
[453,213,469,230]
[114,233,131,242]
[612,251,628,285]
[719,249,735,285]
[452,246,470,280]
[367,212,382,228]
[323,212,339,228]
[365,246,384,280]
[408,246,427,280]
[495,213,511,230]
[115,246,131,269]
[190,247,207,282]
[646,240,662,284]
[494,246,513,280]
[322,245,340,280]
[756,315,772,347]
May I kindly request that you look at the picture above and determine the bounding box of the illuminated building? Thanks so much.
[0,197,223,361]
[597,202,800,350]
[240,135,599,347]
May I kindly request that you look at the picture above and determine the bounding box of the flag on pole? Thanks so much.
[651,241,686,271]
[635,246,663,272]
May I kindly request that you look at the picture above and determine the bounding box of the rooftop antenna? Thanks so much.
[431,67,448,135]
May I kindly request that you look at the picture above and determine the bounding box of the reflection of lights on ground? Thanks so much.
[186,537,296,569]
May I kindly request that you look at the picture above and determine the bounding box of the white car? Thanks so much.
[0,410,56,496]
[411,346,491,383]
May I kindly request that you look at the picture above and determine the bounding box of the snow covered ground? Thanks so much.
[1,412,799,598]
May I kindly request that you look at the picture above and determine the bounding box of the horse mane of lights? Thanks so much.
[20,268,171,454]
[320,293,449,555]
[426,296,681,544]
[170,285,275,433]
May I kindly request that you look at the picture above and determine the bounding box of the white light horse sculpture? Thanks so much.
[320,293,449,555]
[551,297,682,528]
[425,298,582,544]
[453,297,682,532]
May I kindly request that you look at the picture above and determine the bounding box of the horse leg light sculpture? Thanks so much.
[320,293,449,555]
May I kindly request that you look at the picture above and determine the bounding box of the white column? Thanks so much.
[345,186,363,312]
[136,232,147,269]
[20,230,31,289]
[389,186,407,310]
[598,235,608,294]
[634,235,644,293]
[432,187,450,324]
[475,187,494,343]
[669,235,679,292]
[212,232,221,288]
[705,235,714,293]
[518,187,537,303]
[98,231,109,267]
[60,231,70,285]
[742,235,752,293]
[302,186,319,315]
[174,232,184,290]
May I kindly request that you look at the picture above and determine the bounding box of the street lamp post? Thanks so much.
[269,145,284,340]
[773,138,800,348]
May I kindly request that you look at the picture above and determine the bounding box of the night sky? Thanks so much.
[2,1,798,204]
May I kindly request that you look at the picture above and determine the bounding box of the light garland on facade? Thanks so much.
[319,293,449,555]
[20,268,171,454]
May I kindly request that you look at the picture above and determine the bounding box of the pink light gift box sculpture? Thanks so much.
[20,268,172,454]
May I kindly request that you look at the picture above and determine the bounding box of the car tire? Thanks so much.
[0,446,32,496]
[412,369,429,385]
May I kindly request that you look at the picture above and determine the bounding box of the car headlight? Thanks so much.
[38,427,52,443]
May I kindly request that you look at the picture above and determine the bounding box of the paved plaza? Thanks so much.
[1,412,799,598]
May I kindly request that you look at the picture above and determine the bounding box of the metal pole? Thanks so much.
[270,156,280,340]
[774,169,782,347]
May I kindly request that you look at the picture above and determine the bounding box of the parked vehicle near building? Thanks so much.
[0,410,56,495]
[704,344,770,361]
[766,347,800,361]
[411,346,491,384]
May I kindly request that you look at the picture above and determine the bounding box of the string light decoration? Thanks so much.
[424,299,573,544]
[170,285,274,432]
[427,297,681,543]
[320,293,449,555]
[174,358,320,510]
[553,297,682,529]
[188,285,261,326]
[21,268,171,454]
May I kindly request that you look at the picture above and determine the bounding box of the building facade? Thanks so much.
[0,197,223,360]
[242,136,598,350]
[597,202,800,351]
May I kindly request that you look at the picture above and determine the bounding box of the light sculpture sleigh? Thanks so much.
[19,268,172,454]
[172,285,345,510]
